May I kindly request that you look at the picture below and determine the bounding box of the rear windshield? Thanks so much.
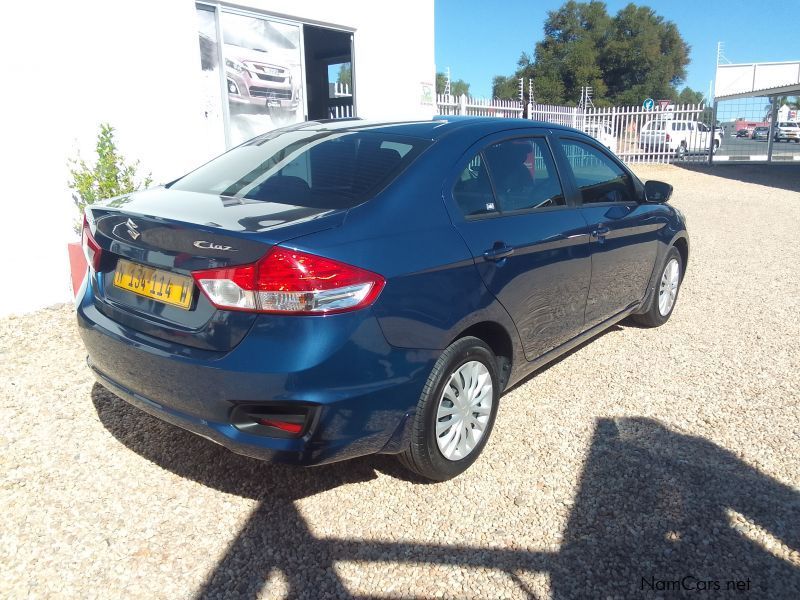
[643,121,666,131]
[170,130,430,209]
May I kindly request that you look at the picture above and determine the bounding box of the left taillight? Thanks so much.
[192,247,385,315]
[81,214,102,271]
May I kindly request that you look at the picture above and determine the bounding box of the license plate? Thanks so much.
[113,259,194,310]
[267,99,280,107]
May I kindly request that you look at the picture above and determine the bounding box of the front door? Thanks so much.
[555,137,666,328]
[445,134,592,361]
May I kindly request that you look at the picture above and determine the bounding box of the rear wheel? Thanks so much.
[675,143,687,160]
[632,246,683,328]
[398,337,500,481]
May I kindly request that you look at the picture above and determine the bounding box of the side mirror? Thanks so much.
[644,180,673,203]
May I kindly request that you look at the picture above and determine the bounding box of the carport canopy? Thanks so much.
[715,60,800,100]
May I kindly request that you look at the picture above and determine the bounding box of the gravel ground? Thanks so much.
[2,164,799,599]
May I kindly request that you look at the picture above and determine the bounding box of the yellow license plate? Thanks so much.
[113,259,194,310]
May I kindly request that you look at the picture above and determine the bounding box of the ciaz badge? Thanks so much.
[193,240,237,252]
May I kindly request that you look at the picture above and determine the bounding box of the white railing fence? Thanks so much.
[436,94,523,118]
[435,94,712,164]
[581,103,709,165]
[328,82,354,119]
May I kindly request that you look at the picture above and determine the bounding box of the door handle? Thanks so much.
[483,245,514,261]
[591,226,610,240]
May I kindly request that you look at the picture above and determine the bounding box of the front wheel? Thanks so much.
[631,246,683,328]
[398,337,500,481]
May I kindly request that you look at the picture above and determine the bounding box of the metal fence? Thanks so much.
[328,82,354,119]
[436,94,714,164]
[713,96,800,163]
[436,94,524,118]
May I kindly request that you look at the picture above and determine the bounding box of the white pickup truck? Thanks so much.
[640,119,722,158]
[773,121,800,143]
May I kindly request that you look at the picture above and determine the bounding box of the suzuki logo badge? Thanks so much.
[125,218,140,240]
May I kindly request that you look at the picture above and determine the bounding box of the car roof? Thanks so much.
[265,116,581,141]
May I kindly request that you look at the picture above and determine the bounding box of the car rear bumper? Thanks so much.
[77,283,437,466]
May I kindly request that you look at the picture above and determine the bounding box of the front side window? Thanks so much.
[170,130,429,209]
[482,138,565,212]
[561,139,635,205]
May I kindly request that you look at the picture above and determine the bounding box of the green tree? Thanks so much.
[492,1,691,106]
[675,87,704,105]
[532,0,609,104]
[775,96,799,109]
[68,124,152,233]
[436,71,471,97]
[337,63,352,87]
[602,4,689,105]
[492,74,520,101]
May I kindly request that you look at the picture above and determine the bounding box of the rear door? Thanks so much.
[444,132,592,361]
[555,136,665,328]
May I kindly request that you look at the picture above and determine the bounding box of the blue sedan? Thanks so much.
[77,117,688,481]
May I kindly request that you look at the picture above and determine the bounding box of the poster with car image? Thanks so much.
[221,12,303,146]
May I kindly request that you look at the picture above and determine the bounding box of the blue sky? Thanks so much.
[435,0,799,100]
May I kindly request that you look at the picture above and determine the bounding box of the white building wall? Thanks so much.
[0,0,435,315]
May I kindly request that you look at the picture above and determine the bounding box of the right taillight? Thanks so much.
[81,214,102,271]
[192,247,385,315]
[665,133,671,143]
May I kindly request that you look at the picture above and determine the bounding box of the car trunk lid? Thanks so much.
[86,187,346,352]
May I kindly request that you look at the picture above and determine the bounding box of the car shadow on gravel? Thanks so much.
[674,163,800,193]
[92,386,800,599]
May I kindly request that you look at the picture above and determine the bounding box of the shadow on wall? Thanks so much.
[92,385,800,598]
[674,163,800,194]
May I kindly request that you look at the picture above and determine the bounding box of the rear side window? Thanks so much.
[170,131,430,209]
[452,155,498,217]
[560,139,635,204]
[483,138,564,211]
[452,138,565,217]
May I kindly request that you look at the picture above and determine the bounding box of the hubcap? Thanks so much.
[658,258,680,316]
[435,360,493,461]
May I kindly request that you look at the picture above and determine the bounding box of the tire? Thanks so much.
[675,143,687,160]
[712,140,720,154]
[632,246,683,328]
[398,337,500,481]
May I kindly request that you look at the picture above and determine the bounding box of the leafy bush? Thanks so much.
[68,123,152,233]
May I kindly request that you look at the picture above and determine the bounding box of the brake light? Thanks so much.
[665,133,671,143]
[257,418,303,434]
[192,247,385,314]
[81,215,102,271]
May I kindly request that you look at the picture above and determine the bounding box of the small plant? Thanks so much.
[68,123,152,233]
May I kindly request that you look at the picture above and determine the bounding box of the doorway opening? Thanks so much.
[303,25,354,120]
